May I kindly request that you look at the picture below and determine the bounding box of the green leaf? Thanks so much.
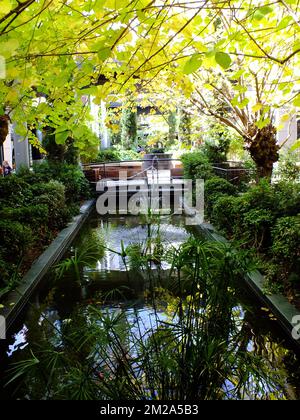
[293,95,300,107]
[239,98,249,109]
[0,39,20,57]
[204,83,214,90]
[0,0,13,15]
[258,6,273,15]
[80,86,99,96]
[234,84,248,93]
[73,126,86,139]
[97,47,111,61]
[183,54,203,74]
[55,124,69,133]
[291,140,300,151]
[277,16,293,30]
[231,95,240,107]
[231,96,249,109]
[256,117,271,129]
[205,49,216,58]
[231,69,245,79]
[252,103,263,112]
[15,123,28,137]
[55,130,70,144]
[254,6,273,20]
[281,114,291,123]
[215,52,232,69]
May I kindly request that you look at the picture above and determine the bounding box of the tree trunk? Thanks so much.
[246,124,279,179]
[0,115,10,147]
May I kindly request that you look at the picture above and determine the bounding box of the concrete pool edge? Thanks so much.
[0,199,96,330]
[184,203,300,350]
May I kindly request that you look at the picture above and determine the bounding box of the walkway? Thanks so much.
[96,169,187,194]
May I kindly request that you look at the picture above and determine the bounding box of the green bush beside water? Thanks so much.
[181,151,214,181]
[0,163,91,299]
[31,162,91,203]
[204,177,238,216]
[181,148,300,298]
[205,177,300,295]
[269,216,300,288]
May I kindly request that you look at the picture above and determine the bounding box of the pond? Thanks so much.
[1,212,300,400]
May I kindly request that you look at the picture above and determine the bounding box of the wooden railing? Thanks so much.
[82,159,183,182]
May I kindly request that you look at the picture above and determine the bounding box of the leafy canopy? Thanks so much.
[0,1,299,150]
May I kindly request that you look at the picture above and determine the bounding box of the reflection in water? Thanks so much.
[7,326,28,357]
[92,217,189,271]
[2,214,300,399]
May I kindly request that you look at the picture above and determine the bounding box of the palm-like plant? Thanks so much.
[55,231,105,282]
[6,228,287,400]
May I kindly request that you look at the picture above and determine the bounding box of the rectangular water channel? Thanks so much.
[1,211,300,400]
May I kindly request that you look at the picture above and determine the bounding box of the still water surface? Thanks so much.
[1,213,300,399]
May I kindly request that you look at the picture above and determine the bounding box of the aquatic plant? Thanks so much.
[55,231,105,282]
[6,232,286,400]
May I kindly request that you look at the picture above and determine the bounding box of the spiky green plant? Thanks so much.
[6,229,287,400]
[55,231,105,282]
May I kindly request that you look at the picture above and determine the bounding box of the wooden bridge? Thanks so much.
[83,158,185,195]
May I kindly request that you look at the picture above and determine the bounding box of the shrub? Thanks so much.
[205,176,238,197]
[238,180,300,217]
[54,164,91,203]
[0,163,87,299]
[0,175,33,207]
[15,165,45,185]
[33,162,91,203]
[212,195,274,251]
[0,205,49,229]
[0,250,21,298]
[205,177,238,217]
[0,254,10,287]
[0,205,53,246]
[239,208,275,250]
[276,152,300,182]
[117,148,140,161]
[181,151,213,181]
[271,216,300,263]
[0,220,33,261]
[210,179,300,253]
[95,147,140,162]
[243,157,258,184]
[31,180,70,230]
[272,182,300,218]
[231,180,300,218]
[268,216,300,287]
[96,148,121,162]
[203,175,300,296]
[203,138,230,164]
[242,179,275,211]
[210,195,238,237]
[203,121,235,163]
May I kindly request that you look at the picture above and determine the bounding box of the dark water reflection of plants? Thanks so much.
[2,214,300,400]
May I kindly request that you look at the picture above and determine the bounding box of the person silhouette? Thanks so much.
[2,160,12,177]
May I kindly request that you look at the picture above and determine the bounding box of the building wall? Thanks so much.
[12,123,30,169]
[2,124,13,166]
[100,101,110,149]
[276,110,299,158]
